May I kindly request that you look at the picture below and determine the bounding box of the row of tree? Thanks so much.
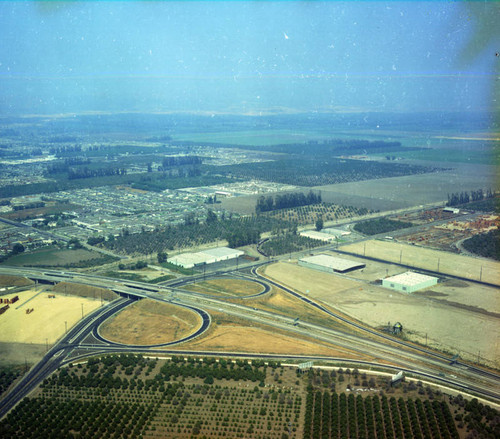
[256,191,322,214]
[67,166,127,180]
[161,155,202,168]
[446,188,494,206]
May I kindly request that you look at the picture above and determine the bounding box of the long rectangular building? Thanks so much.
[298,254,365,273]
[169,247,244,269]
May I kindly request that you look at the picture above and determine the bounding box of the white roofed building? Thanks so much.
[298,254,365,273]
[169,247,244,269]
[300,230,337,242]
[382,271,438,293]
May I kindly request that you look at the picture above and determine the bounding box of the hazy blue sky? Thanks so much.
[0,1,498,115]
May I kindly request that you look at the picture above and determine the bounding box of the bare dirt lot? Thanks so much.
[183,278,264,297]
[263,261,500,368]
[100,299,202,345]
[340,239,499,285]
[176,311,370,360]
[0,288,102,345]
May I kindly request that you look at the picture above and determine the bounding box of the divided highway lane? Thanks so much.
[1,266,499,405]
[52,346,500,405]
[251,266,500,379]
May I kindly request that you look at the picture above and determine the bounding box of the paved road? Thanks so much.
[0,264,499,419]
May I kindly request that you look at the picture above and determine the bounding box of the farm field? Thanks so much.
[1,353,497,439]
[174,128,327,146]
[0,288,102,345]
[100,299,202,346]
[314,163,498,210]
[262,261,500,368]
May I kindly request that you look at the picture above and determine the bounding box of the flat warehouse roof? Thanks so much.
[300,231,336,242]
[170,253,212,266]
[201,247,244,258]
[299,254,365,273]
[384,271,438,287]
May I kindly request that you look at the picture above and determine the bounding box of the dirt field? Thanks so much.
[6,247,110,267]
[183,278,264,297]
[0,275,34,287]
[177,311,370,360]
[53,282,117,301]
[340,240,499,285]
[0,287,102,345]
[262,261,500,368]
[100,299,201,345]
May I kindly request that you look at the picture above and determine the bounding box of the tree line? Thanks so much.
[160,155,202,168]
[256,191,322,214]
[67,166,127,180]
[447,188,494,207]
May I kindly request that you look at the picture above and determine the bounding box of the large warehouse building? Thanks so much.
[299,230,337,242]
[382,271,438,293]
[298,254,365,273]
[169,247,244,269]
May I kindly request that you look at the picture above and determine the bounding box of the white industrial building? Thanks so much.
[300,230,337,242]
[382,271,438,293]
[322,228,351,237]
[298,254,365,273]
[169,247,244,269]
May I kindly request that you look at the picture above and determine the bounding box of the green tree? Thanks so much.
[206,209,217,224]
[11,243,25,254]
[67,237,83,249]
[157,251,167,263]
[315,217,323,231]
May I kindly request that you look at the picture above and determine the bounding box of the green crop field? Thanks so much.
[373,147,497,165]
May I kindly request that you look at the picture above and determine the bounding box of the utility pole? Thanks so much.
[437,258,440,273]
[81,303,83,319]
[65,321,67,334]
[399,250,402,264]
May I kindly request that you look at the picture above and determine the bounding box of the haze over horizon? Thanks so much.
[0,1,498,117]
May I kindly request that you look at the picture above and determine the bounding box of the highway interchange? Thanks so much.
[0,258,499,419]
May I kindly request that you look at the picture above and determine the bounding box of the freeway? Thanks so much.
[0,264,499,419]
[249,265,500,383]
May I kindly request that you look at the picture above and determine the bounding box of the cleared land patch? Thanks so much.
[0,275,33,287]
[53,281,117,301]
[339,239,499,285]
[100,299,202,345]
[183,278,264,297]
[262,261,500,368]
[0,288,102,345]
[4,247,117,268]
[177,311,368,360]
